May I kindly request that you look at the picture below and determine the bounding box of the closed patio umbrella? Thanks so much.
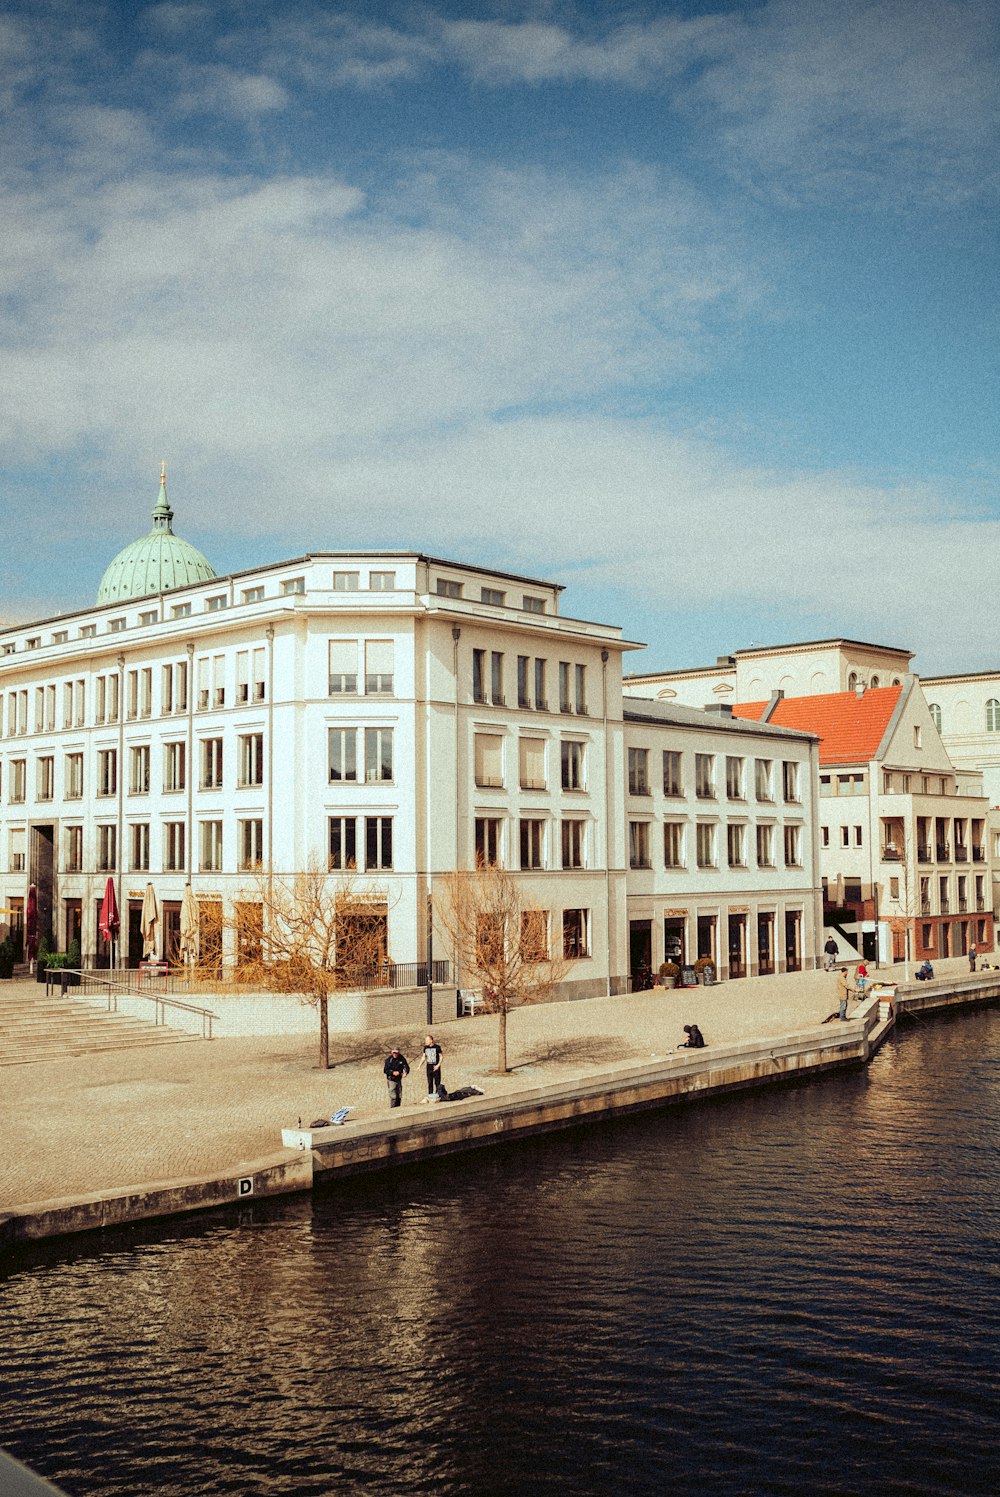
[141,883,159,959]
[179,884,199,967]
[25,884,38,966]
[99,877,120,969]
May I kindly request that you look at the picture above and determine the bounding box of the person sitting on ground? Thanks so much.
[678,1023,706,1049]
[916,960,934,981]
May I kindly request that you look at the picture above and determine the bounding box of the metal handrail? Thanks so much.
[48,969,217,1039]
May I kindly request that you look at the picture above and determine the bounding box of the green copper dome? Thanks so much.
[97,468,217,604]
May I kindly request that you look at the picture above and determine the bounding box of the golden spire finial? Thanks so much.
[160,460,167,485]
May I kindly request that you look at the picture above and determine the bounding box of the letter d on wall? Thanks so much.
[237,1177,254,1197]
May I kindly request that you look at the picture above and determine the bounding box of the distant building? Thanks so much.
[733,681,995,964]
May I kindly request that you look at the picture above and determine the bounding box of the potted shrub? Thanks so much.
[694,954,716,986]
[35,935,52,983]
[658,961,680,990]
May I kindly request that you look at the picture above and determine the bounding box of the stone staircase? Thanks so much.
[0,981,204,1065]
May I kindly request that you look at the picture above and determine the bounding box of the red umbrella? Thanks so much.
[25,883,38,962]
[99,877,120,946]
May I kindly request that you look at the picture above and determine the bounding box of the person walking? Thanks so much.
[423,1034,443,1100]
[836,967,852,1021]
[383,1047,410,1108]
[823,935,839,971]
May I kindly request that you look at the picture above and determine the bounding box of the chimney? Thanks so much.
[704,703,733,718]
[855,682,865,698]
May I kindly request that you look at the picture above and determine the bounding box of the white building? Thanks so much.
[0,473,827,1001]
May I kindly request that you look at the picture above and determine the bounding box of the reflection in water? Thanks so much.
[2,1009,1000,1496]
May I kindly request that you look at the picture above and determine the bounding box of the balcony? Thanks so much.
[936,843,950,862]
[955,845,969,863]
[977,898,986,912]
[920,900,931,915]
[881,844,902,862]
[940,899,950,915]
[958,899,969,913]
[973,847,986,862]
[917,843,933,863]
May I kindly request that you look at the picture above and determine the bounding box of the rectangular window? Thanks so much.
[561,739,585,791]
[784,825,801,867]
[45,684,55,731]
[164,821,186,872]
[197,656,209,710]
[559,662,572,713]
[34,686,44,734]
[475,816,502,866]
[200,738,223,790]
[727,823,746,868]
[62,682,73,730]
[695,754,715,799]
[364,726,394,783]
[472,649,486,704]
[129,744,150,795]
[65,824,83,873]
[238,818,264,871]
[519,818,544,870]
[139,610,157,626]
[517,656,530,708]
[10,759,25,802]
[97,824,117,871]
[520,909,549,962]
[333,570,360,591]
[519,737,546,790]
[663,750,682,796]
[97,749,117,798]
[822,825,830,847]
[755,759,773,801]
[726,756,745,800]
[9,828,25,871]
[328,728,358,783]
[575,665,587,714]
[171,602,192,618]
[629,821,651,869]
[481,586,505,606]
[200,820,223,872]
[365,639,394,695]
[523,595,545,614]
[74,679,85,726]
[236,650,249,703]
[238,732,264,788]
[242,585,264,603]
[126,670,138,720]
[854,825,863,847]
[252,649,265,702]
[328,816,358,870]
[212,655,225,708]
[436,579,462,598]
[365,816,393,870]
[108,618,125,634]
[474,733,504,788]
[782,761,800,803]
[328,640,359,695]
[490,651,504,706]
[696,823,715,867]
[841,825,850,848]
[534,659,547,710]
[163,741,186,792]
[140,669,152,718]
[130,823,150,872]
[562,908,590,959]
[369,570,396,591]
[756,824,774,868]
[628,747,649,795]
[36,756,54,801]
[561,818,585,869]
[66,752,83,799]
[281,577,305,596]
[664,823,684,868]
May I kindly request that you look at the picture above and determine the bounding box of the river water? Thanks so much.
[3,1007,1000,1497]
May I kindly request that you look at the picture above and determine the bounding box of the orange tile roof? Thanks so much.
[733,686,903,765]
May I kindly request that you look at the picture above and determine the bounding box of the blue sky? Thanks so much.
[2,0,998,674]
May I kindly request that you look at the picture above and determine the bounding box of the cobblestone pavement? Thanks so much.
[0,957,973,1210]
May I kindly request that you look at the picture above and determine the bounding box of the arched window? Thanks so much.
[892,677,902,686]
[870,675,880,688]
[928,703,942,731]
[847,672,858,690]
[986,699,1000,732]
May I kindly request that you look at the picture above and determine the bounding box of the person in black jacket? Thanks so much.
[678,1024,706,1049]
[383,1048,410,1108]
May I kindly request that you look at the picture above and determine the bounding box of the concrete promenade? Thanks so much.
[0,956,988,1243]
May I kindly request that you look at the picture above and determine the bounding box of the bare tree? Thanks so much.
[197,863,389,1069]
[438,862,572,1073]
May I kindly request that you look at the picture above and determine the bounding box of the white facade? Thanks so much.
[622,701,822,978]
[626,638,913,710]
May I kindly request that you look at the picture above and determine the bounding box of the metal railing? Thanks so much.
[46,969,217,1039]
[936,843,951,861]
[917,843,933,863]
[351,960,451,992]
[955,845,969,863]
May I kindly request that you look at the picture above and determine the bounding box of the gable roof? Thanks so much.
[733,686,904,765]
